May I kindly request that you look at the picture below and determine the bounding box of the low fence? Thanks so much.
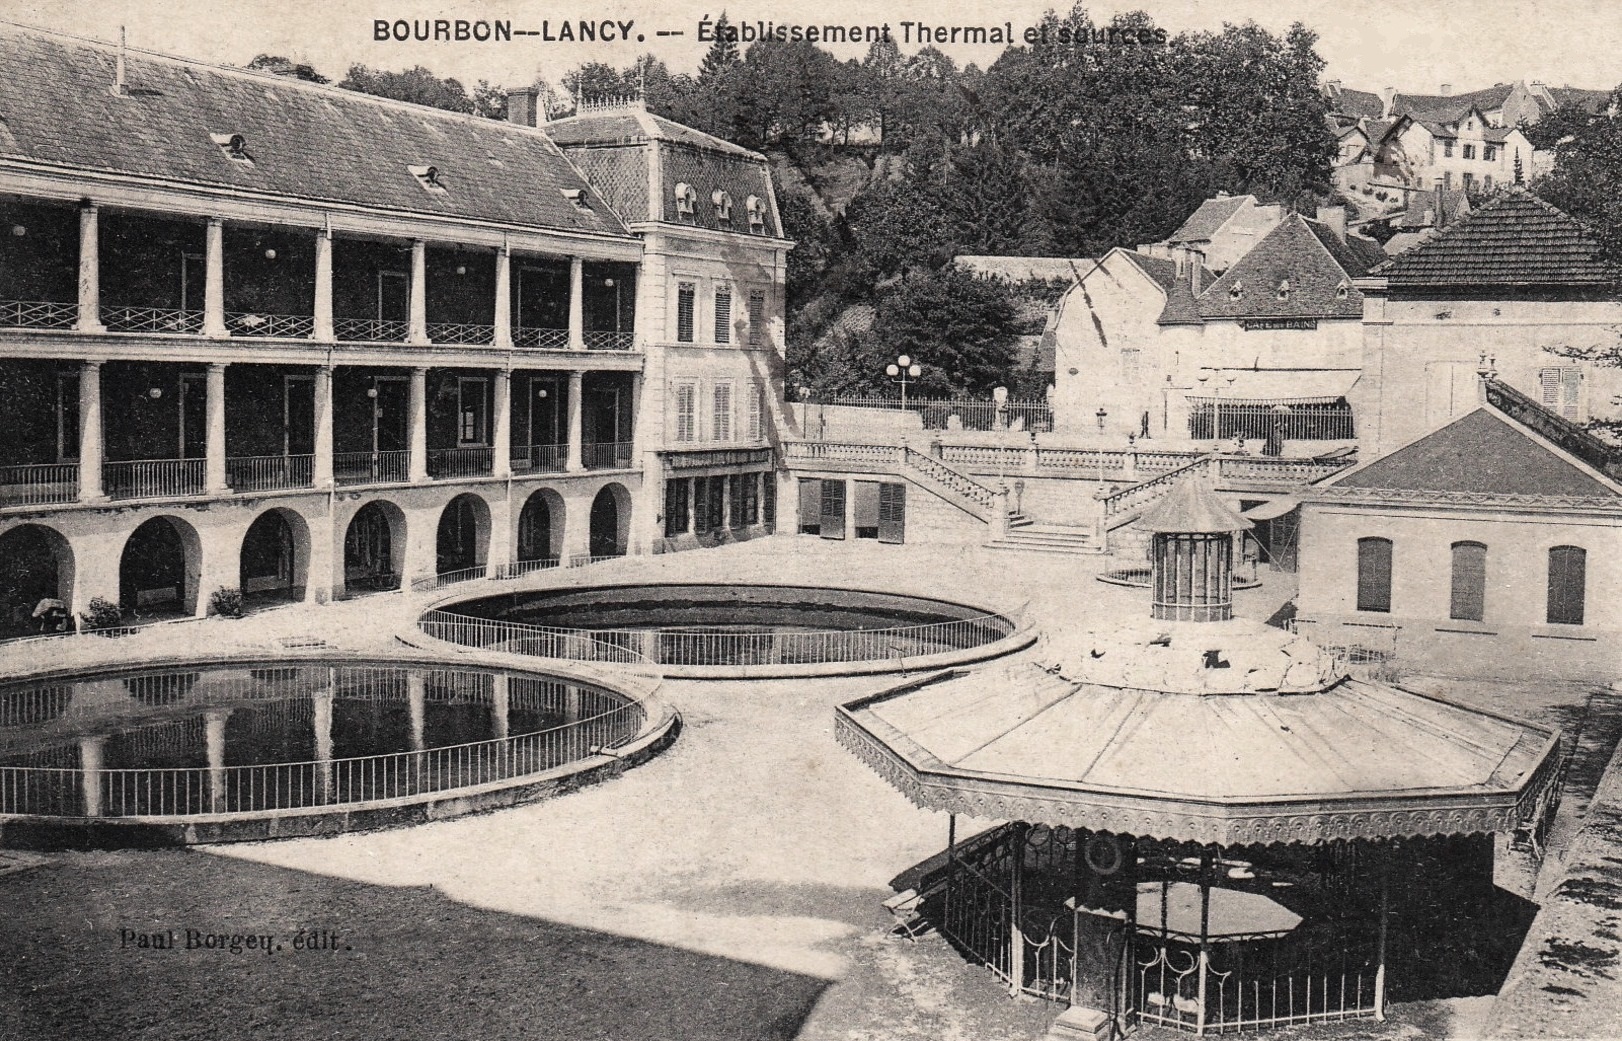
[0,698,646,818]
[1188,402,1355,442]
[832,397,1054,433]
[0,463,79,506]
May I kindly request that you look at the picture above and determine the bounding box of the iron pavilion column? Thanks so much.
[77,361,105,501]
[313,672,335,802]
[408,366,429,483]
[567,256,585,351]
[204,709,230,813]
[565,369,585,472]
[204,217,227,339]
[205,362,229,494]
[493,368,513,479]
[407,673,426,752]
[74,203,105,333]
[408,239,429,345]
[79,735,106,816]
[493,241,513,350]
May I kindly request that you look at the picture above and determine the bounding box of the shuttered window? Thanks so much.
[712,382,732,442]
[676,282,696,343]
[747,379,764,441]
[748,290,766,345]
[714,285,732,343]
[674,383,697,443]
[1449,541,1486,622]
[1356,537,1392,613]
[1548,546,1587,625]
[663,479,690,537]
[1540,367,1582,420]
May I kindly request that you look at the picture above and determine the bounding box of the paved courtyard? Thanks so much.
[0,538,1613,1040]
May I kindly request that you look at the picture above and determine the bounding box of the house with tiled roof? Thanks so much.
[1351,187,1622,457]
[1144,193,1285,272]
[1052,205,1382,444]
[0,22,793,629]
[1371,107,1533,196]
[1296,375,1622,680]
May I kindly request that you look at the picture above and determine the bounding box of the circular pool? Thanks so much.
[420,583,1034,678]
[0,657,674,848]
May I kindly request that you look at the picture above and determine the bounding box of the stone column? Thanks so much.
[492,368,513,479]
[205,362,228,493]
[204,217,227,338]
[204,709,229,813]
[565,369,585,472]
[493,243,513,349]
[78,361,105,501]
[79,735,106,817]
[567,256,585,351]
[686,477,698,535]
[312,365,333,488]
[74,204,105,333]
[490,673,510,741]
[407,673,426,751]
[313,677,335,802]
[408,239,428,345]
[408,366,429,483]
[313,226,334,342]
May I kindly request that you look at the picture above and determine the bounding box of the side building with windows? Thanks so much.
[1294,377,1622,680]
[535,98,793,553]
[0,26,790,637]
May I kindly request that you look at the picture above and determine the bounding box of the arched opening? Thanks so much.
[343,501,405,594]
[120,517,200,619]
[588,483,631,560]
[517,489,563,567]
[0,524,74,638]
[240,509,310,608]
[436,493,490,576]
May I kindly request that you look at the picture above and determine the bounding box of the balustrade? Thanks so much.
[226,311,315,339]
[104,459,205,500]
[427,447,494,479]
[0,300,77,330]
[226,455,314,492]
[0,463,79,506]
[333,450,410,486]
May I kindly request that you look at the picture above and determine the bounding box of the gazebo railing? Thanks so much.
[1136,938,1378,1033]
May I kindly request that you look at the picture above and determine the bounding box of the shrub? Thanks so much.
[80,596,123,633]
[210,587,245,619]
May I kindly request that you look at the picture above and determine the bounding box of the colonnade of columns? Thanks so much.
[70,203,597,348]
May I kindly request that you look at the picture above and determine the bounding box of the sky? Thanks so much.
[3,0,1620,96]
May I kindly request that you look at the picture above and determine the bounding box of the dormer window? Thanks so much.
[674,182,698,219]
[712,190,733,223]
[210,132,252,166]
[745,195,766,233]
[1228,280,1243,301]
[1335,280,1350,300]
[1276,279,1290,301]
[560,188,591,210]
[409,164,447,194]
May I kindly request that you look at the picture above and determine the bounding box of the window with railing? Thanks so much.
[714,285,732,344]
[676,282,695,343]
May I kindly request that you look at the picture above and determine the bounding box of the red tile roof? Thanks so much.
[0,26,631,239]
[1374,187,1616,287]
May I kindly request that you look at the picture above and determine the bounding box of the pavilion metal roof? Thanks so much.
[837,620,1559,846]
[1138,478,1254,534]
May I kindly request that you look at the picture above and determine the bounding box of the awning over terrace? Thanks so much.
[836,618,1560,847]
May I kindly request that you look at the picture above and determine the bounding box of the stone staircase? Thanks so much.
[993,521,1100,555]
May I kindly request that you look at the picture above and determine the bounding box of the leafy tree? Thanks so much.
[1534,88,1622,262]
[470,80,508,120]
[246,54,329,84]
[339,64,474,113]
[1521,100,1607,152]
[866,268,1020,396]
[843,178,953,279]
[734,39,841,147]
[563,62,639,107]
[698,12,741,82]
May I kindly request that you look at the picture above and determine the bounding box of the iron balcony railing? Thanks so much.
[582,441,635,470]
[333,317,408,343]
[832,396,1054,433]
[410,565,490,592]
[0,299,77,330]
[104,459,205,500]
[226,454,314,492]
[492,558,561,579]
[0,463,79,506]
[514,326,569,350]
[227,311,315,339]
[582,330,635,351]
[333,450,410,486]
[0,701,645,818]
[102,306,203,334]
[425,322,495,346]
[1189,401,1356,441]
[427,446,493,479]
[512,443,567,473]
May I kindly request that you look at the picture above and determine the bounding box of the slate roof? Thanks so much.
[1333,404,1621,498]
[1327,86,1384,119]
[1115,250,1213,326]
[0,26,631,239]
[1392,84,1515,121]
[1167,195,1251,243]
[543,109,764,160]
[1194,215,1377,321]
[1374,187,1616,286]
[1547,87,1614,114]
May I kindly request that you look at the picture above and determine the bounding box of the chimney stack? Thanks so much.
[506,87,539,127]
[1315,205,1348,242]
[1434,177,1447,228]
[1189,248,1205,297]
[1440,83,1452,96]
[112,25,127,97]
[1380,86,1396,118]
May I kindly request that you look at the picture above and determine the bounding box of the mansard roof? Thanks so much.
[0,25,631,240]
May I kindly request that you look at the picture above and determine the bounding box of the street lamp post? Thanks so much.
[886,355,922,411]
[797,385,813,439]
[1095,406,1108,485]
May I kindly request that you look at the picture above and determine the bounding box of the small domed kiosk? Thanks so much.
[837,478,1561,1039]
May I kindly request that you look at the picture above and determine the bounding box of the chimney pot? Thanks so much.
[506,87,540,127]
